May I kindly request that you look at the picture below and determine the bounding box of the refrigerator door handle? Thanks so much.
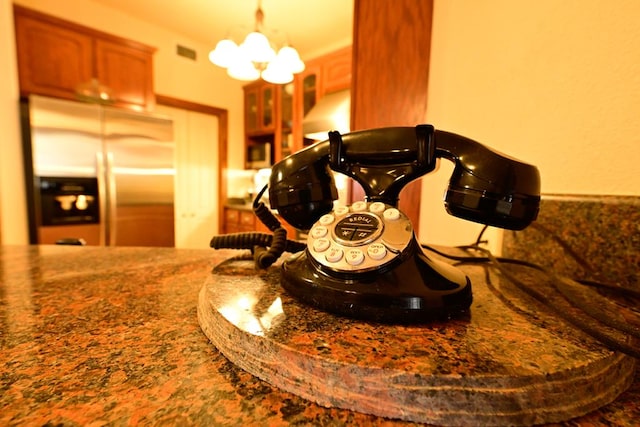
[96,152,108,246]
[105,152,117,246]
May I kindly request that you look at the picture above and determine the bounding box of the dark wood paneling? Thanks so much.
[351,0,434,234]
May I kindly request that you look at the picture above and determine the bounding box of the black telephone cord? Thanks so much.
[422,225,640,359]
[210,184,305,268]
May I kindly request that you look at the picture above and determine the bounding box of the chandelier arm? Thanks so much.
[255,0,264,32]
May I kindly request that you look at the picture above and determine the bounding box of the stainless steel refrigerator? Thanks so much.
[21,95,175,246]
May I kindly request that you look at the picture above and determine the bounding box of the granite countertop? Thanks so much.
[1,245,638,426]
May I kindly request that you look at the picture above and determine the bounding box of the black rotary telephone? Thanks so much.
[212,125,540,323]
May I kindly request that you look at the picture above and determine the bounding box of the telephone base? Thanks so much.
[281,244,472,323]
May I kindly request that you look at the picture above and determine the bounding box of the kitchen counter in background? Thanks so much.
[223,200,300,239]
[1,245,638,425]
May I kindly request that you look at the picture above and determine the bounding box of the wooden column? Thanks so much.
[351,0,433,234]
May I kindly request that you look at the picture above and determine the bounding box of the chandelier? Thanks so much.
[208,1,305,84]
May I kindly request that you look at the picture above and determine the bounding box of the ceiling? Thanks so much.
[91,0,354,59]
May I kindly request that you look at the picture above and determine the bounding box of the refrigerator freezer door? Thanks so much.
[102,107,175,247]
[30,96,102,177]
[27,96,104,245]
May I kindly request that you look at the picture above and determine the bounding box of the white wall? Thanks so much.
[1,0,246,243]
[419,0,640,250]
[0,0,27,244]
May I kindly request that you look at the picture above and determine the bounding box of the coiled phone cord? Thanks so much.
[423,224,640,359]
[210,185,305,269]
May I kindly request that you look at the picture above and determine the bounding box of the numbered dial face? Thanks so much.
[307,201,413,273]
[334,212,382,246]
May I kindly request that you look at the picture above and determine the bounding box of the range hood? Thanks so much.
[302,89,350,141]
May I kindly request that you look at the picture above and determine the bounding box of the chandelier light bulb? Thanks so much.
[227,57,261,81]
[241,32,275,64]
[209,39,239,68]
[276,46,305,74]
[262,59,294,84]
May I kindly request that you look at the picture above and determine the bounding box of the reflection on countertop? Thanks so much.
[1,245,638,425]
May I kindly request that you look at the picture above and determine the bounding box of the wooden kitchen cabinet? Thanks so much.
[320,46,353,95]
[233,47,353,233]
[243,81,275,169]
[255,213,298,240]
[93,39,155,110]
[292,46,352,148]
[14,5,156,111]
[244,81,276,135]
[279,85,294,159]
[299,64,322,116]
[243,80,294,168]
[13,11,93,101]
[223,207,258,234]
[224,206,299,241]
[241,47,352,169]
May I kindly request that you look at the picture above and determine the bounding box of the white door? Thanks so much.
[156,105,219,248]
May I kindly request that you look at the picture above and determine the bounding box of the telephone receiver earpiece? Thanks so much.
[269,126,437,229]
[268,125,540,231]
[435,130,540,230]
[268,142,338,230]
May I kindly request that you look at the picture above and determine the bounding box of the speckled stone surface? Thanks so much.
[2,244,639,426]
[502,194,640,290]
[198,252,638,426]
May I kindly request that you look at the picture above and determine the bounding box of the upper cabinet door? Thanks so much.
[244,88,259,133]
[14,10,94,100]
[13,5,157,111]
[260,85,274,131]
[243,81,277,135]
[94,39,156,111]
[291,46,352,149]
[320,46,352,95]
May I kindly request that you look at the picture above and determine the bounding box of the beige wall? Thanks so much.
[0,0,26,244]
[1,0,246,243]
[419,0,640,250]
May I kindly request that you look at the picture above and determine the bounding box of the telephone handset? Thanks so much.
[269,125,540,231]
[214,125,540,323]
